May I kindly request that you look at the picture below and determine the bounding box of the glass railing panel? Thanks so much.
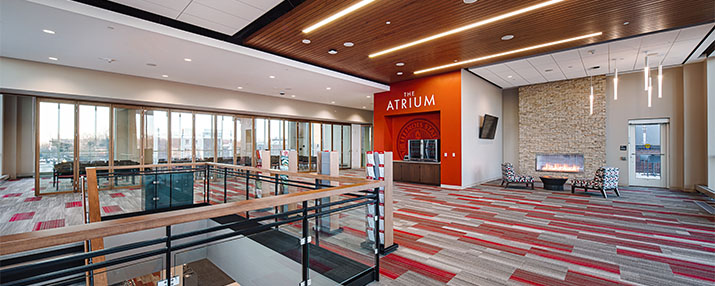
[310,193,377,285]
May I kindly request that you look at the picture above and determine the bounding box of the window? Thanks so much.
[322,124,332,151]
[342,125,351,168]
[217,115,233,164]
[360,125,373,167]
[236,116,253,166]
[270,119,284,155]
[144,110,168,164]
[255,118,269,152]
[286,121,297,151]
[113,107,141,166]
[311,123,321,171]
[195,113,214,162]
[297,122,310,171]
[78,105,110,165]
[37,101,75,194]
[333,124,342,166]
[171,111,193,163]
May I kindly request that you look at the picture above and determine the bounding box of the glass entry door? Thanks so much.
[628,120,668,188]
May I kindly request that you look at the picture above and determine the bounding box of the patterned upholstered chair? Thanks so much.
[501,163,534,189]
[571,167,620,198]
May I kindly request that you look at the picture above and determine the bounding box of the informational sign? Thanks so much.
[386,91,436,112]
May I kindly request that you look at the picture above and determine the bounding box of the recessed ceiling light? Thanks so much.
[326,87,332,90]
[291,95,296,98]
[162,74,168,78]
[366,95,371,98]
[623,21,630,25]
[369,0,565,58]
[331,101,336,104]
[302,0,375,33]
[385,21,391,25]
[328,49,338,54]
[362,106,366,109]
[269,75,276,79]
[414,32,602,75]
[501,34,514,40]
[302,39,311,44]
[453,60,458,63]
[396,72,403,75]
[237,86,243,89]
[395,62,405,66]
[464,0,478,3]
[42,29,55,34]
[507,75,513,78]
[48,57,58,61]
[184,58,192,62]
[343,42,354,47]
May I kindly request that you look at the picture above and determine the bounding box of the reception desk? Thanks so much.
[393,160,440,185]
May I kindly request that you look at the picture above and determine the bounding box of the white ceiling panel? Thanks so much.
[505,60,546,84]
[468,23,713,88]
[180,2,250,34]
[240,0,283,11]
[192,0,264,23]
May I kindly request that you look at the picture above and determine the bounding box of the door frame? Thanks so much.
[628,118,669,188]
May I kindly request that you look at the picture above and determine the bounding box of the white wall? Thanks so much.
[461,70,503,187]
[0,57,373,124]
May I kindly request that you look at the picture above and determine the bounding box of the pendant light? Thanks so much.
[613,59,618,100]
[589,76,594,115]
[658,64,663,98]
[644,54,649,91]
[647,76,652,107]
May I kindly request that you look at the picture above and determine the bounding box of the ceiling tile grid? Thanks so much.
[111,0,282,35]
[470,23,714,89]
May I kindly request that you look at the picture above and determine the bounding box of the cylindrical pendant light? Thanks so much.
[613,59,618,100]
[658,65,663,98]
[589,76,594,115]
[644,55,649,91]
[647,77,652,107]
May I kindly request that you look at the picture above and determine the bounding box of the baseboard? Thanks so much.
[695,184,715,200]
[440,184,464,189]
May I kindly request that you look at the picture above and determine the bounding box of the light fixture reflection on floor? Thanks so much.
[643,54,649,91]
[648,77,652,107]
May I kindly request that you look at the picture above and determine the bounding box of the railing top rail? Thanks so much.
[86,162,369,184]
[0,180,384,256]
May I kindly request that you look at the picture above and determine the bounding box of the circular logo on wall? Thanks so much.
[396,118,440,159]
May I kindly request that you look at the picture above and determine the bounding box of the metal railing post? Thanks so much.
[245,170,250,218]
[204,166,209,204]
[314,178,321,246]
[374,187,381,281]
[301,200,310,286]
[223,167,228,204]
[274,174,280,226]
[165,225,172,282]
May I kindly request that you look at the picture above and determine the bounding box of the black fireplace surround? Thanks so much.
[535,153,584,173]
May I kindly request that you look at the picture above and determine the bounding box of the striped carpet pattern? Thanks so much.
[369,179,715,286]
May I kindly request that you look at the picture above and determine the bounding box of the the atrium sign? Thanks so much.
[386,91,435,111]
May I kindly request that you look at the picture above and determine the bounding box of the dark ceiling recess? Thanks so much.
[71,0,231,42]
[232,0,307,43]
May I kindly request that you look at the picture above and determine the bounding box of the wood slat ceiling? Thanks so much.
[243,0,715,84]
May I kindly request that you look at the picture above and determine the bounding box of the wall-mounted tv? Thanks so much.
[479,114,498,139]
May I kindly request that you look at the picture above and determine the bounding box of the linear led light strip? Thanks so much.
[414,32,602,75]
[369,0,565,58]
[302,0,375,33]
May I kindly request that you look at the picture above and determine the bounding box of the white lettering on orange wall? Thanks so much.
[385,91,435,111]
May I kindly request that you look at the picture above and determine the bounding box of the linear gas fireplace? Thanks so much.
[535,153,584,173]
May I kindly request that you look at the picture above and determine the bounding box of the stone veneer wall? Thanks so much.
[518,76,606,180]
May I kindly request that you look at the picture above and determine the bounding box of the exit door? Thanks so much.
[628,119,668,188]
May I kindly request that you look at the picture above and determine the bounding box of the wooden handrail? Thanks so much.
[0,181,384,255]
[86,162,369,184]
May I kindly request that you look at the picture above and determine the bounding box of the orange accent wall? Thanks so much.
[373,71,462,186]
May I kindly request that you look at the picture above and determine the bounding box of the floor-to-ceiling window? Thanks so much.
[236,116,253,166]
[270,119,284,168]
[286,121,297,151]
[311,123,322,171]
[144,110,168,164]
[171,111,193,163]
[194,113,214,162]
[113,106,141,166]
[297,122,309,171]
[322,124,332,151]
[341,125,351,168]
[332,124,342,167]
[37,101,76,194]
[217,115,233,164]
[79,104,110,188]
[360,125,373,168]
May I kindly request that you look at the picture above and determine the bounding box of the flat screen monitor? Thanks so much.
[479,114,498,139]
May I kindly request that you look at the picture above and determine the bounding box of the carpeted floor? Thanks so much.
[2,171,714,286]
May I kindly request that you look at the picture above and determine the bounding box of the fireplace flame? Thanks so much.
[541,163,581,172]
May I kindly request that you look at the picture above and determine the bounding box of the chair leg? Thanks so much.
[600,188,608,198]
[571,185,575,193]
[504,182,509,188]
[500,180,504,186]
[613,187,620,197]
[530,182,534,190]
